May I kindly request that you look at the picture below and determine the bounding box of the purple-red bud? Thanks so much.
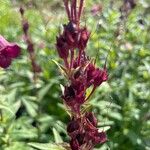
[23,21,29,35]
[85,112,98,127]
[67,119,80,135]
[27,40,34,52]
[56,36,69,59]
[19,7,24,16]
[92,131,107,145]
[78,28,90,50]
[70,139,79,150]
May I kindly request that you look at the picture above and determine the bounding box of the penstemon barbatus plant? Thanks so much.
[56,0,108,150]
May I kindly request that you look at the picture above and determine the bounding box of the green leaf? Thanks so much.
[98,126,111,132]
[6,88,17,102]
[13,100,21,115]
[22,98,37,117]
[38,83,52,101]
[28,143,66,150]
[53,128,63,143]
[60,84,65,95]
[0,103,15,116]
[52,59,68,76]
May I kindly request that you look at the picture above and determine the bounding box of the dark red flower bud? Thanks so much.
[74,69,81,79]
[76,133,86,146]
[63,86,75,102]
[70,139,79,150]
[56,36,69,59]
[71,80,86,104]
[64,22,78,47]
[0,35,21,68]
[92,131,107,145]
[19,7,24,16]
[86,63,96,87]
[85,112,98,127]
[62,86,78,111]
[78,28,90,50]
[93,68,108,87]
[65,31,75,46]
[67,119,80,136]
[86,63,108,87]
[27,40,34,52]
[62,84,86,112]
[23,21,29,35]
[76,91,85,104]
[65,22,78,34]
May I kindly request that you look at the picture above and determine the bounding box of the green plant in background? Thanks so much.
[0,0,150,150]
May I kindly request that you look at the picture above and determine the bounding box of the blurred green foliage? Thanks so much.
[0,0,150,150]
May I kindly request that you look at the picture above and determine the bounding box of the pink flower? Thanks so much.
[0,35,21,68]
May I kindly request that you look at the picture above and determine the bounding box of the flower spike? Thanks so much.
[56,1,108,149]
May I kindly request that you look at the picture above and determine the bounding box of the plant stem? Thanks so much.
[0,109,3,121]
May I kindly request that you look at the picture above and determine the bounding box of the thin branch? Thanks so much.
[63,0,71,21]
[70,49,74,69]
[78,0,84,21]
[74,0,77,21]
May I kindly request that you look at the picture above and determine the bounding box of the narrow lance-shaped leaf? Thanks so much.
[53,127,63,144]
[28,143,67,150]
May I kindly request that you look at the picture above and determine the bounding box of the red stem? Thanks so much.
[78,48,82,65]
[70,49,74,69]
[78,0,84,21]
[64,58,69,68]
[74,0,77,22]
[71,0,74,21]
[63,0,71,21]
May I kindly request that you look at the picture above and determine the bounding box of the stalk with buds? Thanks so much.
[56,1,108,150]
[20,7,41,81]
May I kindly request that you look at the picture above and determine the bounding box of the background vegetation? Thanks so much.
[0,0,149,150]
